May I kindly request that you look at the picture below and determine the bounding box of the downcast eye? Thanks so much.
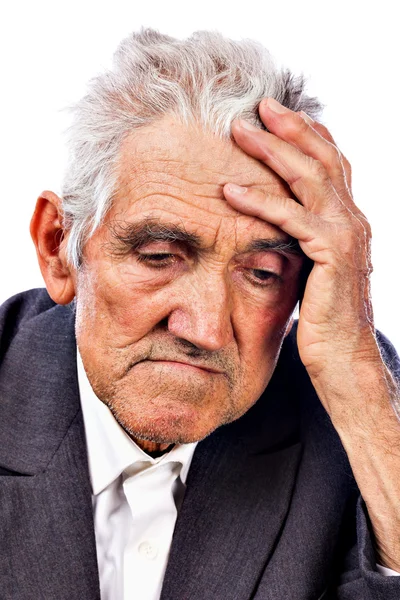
[143,254,174,261]
[246,268,282,288]
[136,253,178,269]
[252,269,277,281]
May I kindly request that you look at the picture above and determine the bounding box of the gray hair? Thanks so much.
[61,28,323,267]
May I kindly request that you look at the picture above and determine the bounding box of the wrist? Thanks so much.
[309,353,395,428]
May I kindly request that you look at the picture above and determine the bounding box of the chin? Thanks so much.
[107,397,235,445]
[95,366,239,444]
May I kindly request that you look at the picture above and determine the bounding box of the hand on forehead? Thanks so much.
[108,115,295,250]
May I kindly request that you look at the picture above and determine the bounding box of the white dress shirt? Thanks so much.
[77,350,399,596]
[77,351,198,600]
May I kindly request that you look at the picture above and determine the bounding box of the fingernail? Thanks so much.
[265,98,289,114]
[299,111,314,124]
[227,183,248,195]
[238,119,260,132]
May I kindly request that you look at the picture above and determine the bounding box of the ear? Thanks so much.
[30,190,76,305]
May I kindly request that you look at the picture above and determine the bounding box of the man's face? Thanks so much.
[74,116,304,444]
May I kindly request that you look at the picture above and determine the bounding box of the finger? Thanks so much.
[297,112,367,231]
[223,184,368,271]
[223,184,321,249]
[298,113,352,189]
[259,98,353,201]
[231,119,345,217]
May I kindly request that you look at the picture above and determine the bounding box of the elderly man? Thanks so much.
[1,28,400,600]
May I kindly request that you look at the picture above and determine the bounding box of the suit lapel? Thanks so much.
[0,296,100,599]
[161,438,302,600]
[0,299,81,474]
[161,349,303,600]
[0,409,100,599]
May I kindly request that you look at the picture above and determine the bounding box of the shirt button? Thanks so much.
[138,540,158,560]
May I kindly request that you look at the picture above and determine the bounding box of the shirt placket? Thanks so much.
[122,460,183,600]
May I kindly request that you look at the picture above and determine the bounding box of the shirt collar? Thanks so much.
[76,349,198,496]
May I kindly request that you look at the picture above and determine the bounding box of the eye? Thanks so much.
[136,253,178,269]
[247,268,281,287]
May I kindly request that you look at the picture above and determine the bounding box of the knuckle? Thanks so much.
[284,113,309,139]
[352,209,371,233]
[360,216,372,238]
[314,122,334,143]
[310,158,329,182]
[341,155,352,173]
[327,143,342,167]
[295,113,310,135]
[358,229,372,255]
[323,143,346,176]
[352,217,367,237]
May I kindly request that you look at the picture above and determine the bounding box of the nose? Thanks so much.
[167,275,234,352]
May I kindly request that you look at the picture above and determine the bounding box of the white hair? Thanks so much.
[61,28,323,267]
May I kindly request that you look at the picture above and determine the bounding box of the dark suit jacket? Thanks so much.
[1,288,400,599]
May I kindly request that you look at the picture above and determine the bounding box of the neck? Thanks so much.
[133,437,174,458]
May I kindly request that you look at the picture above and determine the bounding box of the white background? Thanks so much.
[1,0,399,350]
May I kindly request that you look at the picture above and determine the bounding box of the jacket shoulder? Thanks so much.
[0,288,56,358]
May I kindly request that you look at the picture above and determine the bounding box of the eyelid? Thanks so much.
[137,251,177,260]
[250,267,282,279]
[136,252,179,271]
[238,250,285,270]
[139,250,176,256]
[137,240,196,258]
[245,268,283,289]
[137,240,178,250]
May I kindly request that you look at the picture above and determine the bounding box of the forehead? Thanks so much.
[110,115,292,245]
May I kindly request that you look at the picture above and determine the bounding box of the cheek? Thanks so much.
[76,262,168,345]
[234,298,296,381]
[239,308,288,353]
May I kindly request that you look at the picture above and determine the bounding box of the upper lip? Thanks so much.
[147,358,224,374]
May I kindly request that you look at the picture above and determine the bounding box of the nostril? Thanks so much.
[176,340,205,358]
[176,338,200,352]
[167,305,232,352]
[153,317,169,332]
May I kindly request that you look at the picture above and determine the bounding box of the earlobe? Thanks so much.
[30,190,76,305]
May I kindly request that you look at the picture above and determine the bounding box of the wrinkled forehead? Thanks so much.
[117,115,290,194]
[109,116,293,246]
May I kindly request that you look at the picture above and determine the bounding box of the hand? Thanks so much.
[224,98,400,571]
[223,98,382,417]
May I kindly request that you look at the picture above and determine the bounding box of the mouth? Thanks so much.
[137,359,224,375]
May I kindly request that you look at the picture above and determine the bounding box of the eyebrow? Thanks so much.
[109,218,203,254]
[244,238,302,256]
[108,217,303,257]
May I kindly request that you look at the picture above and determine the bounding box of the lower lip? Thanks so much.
[142,360,217,374]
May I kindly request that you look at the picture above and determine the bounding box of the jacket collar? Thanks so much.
[0,297,80,474]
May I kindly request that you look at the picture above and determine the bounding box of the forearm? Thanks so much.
[312,357,400,571]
